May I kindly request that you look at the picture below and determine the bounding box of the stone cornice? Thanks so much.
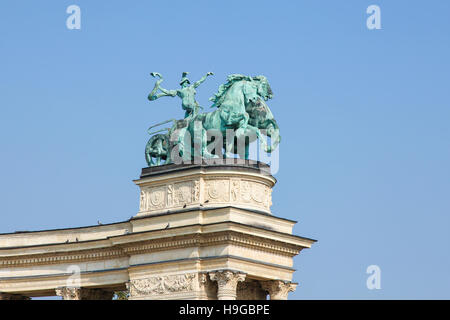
[137,160,276,184]
[0,207,299,249]
[0,218,312,254]
[0,228,308,269]
[121,230,303,256]
[0,247,127,268]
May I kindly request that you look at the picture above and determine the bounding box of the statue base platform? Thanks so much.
[0,160,315,300]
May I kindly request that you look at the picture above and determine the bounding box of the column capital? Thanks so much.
[209,270,246,300]
[55,287,113,300]
[260,280,297,300]
[198,273,216,300]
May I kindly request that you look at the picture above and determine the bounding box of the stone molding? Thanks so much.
[122,231,302,257]
[260,280,298,300]
[0,248,126,269]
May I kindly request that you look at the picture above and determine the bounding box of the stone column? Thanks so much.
[55,287,114,300]
[260,280,297,300]
[0,292,30,300]
[209,270,246,300]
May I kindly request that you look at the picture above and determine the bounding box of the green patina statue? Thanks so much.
[145,72,280,167]
[148,72,213,119]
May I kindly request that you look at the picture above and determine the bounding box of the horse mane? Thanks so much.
[209,74,253,108]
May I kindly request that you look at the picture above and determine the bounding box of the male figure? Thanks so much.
[148,72,214,119]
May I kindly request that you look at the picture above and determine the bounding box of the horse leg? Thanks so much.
[234,127,246,159]
[242,114,251,159]
[201,127,218,159]
[149,153,156,166]
[243,124,269,156]
[145,152,152,167]
[245,140,250,159]
[224,132,235,158]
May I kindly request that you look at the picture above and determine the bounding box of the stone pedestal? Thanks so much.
[135,160,274,217]
[0,160,316,300]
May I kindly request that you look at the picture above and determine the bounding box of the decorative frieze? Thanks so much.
[205,179,230,202]
[139,180,200,212]
[230,179,240,201]
[129,273,197,297]
[138,176,273,215]
[193,180,200,202]
[172,182,193,206]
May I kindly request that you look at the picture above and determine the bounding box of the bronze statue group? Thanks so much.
[145,72,280,167]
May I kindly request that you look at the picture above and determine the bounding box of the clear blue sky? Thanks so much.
[1,1,449,299]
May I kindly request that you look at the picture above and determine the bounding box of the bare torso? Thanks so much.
[177,86,198,110]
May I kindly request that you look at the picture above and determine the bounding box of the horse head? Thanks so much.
[241,76,272,106]
[253,76,273,101]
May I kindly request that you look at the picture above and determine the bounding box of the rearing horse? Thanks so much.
[145,74,276,165]
[185,74,273,158]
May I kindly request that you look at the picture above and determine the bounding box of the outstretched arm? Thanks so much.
[193,72,214,88]
[148,85,177,101]
[159,87,177,96]
[148,90,177,101]
[148,72,177,101]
